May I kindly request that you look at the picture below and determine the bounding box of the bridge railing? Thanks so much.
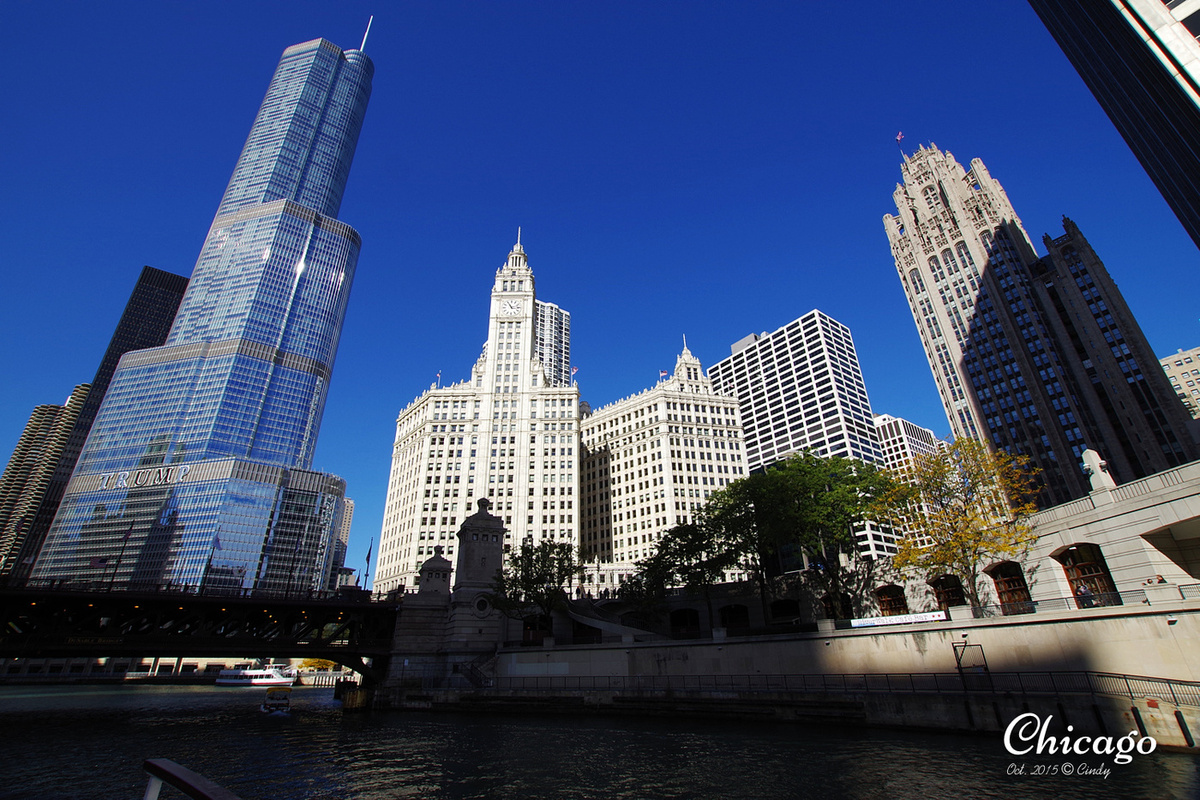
[299,671,358,687]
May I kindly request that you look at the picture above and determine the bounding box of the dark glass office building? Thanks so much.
[1027,0,1200,250]
[0,266,188,582]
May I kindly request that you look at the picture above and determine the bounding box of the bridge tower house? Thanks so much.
[447,499,508,651]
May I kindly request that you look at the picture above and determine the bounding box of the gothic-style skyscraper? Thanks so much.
[32,38,373,592]
[884,144,1198,507]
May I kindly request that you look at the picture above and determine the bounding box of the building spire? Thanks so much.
[509,227,526,260]
[360,16,374,51]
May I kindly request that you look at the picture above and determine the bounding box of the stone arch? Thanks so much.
[874,584,909,616]
[908,268,926,293]
[820,592,852,620]
[1052,543,1120,607]
[928,574,967,611]
[985,560,1033,615]
[669,608,701,637]
[717,603,750,631]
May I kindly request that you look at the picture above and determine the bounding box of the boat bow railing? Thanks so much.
[142,758,242,800]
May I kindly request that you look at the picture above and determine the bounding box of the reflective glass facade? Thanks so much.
[32,38,372,593]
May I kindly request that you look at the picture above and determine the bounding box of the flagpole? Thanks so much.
[364,537,374,591]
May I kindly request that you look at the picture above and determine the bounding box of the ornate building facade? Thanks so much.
[883,144,1198,507]
[375,240,580,592]
[578,345,746,588]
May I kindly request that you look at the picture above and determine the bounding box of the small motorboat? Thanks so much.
[260,686,291,714]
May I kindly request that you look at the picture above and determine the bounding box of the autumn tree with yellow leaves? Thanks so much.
[888,437,1039,608]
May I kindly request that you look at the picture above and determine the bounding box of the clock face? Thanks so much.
[501,299,522,316]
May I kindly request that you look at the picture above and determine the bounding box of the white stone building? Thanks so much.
[1161,346,1200,420]
[873,413,943,554]
[708,309,882,473]
[579,344,746,589]
[873,414,941,480]
[375,240,580,592]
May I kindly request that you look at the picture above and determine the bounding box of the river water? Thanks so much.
[0,685,1197,799]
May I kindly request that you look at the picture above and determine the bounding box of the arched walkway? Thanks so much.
[717,604,750,631]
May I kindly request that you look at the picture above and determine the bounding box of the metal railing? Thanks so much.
[478,669,1200,708]
[143,758,242,800]
[969,588,1148,617]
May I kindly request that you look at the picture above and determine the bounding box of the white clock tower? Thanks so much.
[376,236,580,592]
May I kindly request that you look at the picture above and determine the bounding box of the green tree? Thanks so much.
[770,452,898,618]
[888,437,1039,608]
[700,473,782,618]
[627,522,738,629]
[700,452,897,619]
[487,539,582,628]
[615,559,671,628]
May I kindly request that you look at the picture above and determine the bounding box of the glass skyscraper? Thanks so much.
[31,38,373,594]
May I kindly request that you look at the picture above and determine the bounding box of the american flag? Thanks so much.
[659,370,669,379]
[896,131,904,144]
[571,366,579,376]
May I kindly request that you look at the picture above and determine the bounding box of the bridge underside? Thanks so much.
[0,588,398,685]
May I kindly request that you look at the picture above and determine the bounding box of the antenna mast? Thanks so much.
[360,15,374,51]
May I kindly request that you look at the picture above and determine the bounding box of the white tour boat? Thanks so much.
[215,666,296,687]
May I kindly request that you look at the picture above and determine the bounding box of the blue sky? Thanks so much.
[3,2,1199,587]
